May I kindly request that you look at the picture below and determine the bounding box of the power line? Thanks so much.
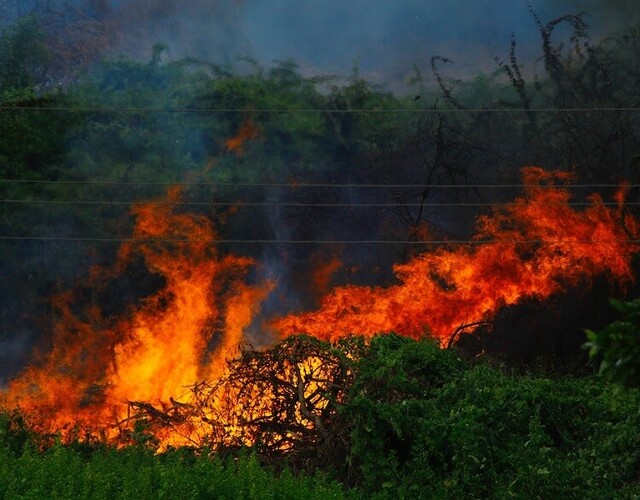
[0,105,638,114]
[0,179,637,189]
[0,199,638,208]
[0,236,638,244]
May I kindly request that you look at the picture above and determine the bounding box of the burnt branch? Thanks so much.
[430,56,463,109]
[110,335,360,469]
[446,321,494,349]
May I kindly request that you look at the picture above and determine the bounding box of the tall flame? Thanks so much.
[2,166,638,448]
[5,186,272,445]
[274,167,639,345]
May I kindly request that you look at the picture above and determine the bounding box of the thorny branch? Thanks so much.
[113,335,360,463]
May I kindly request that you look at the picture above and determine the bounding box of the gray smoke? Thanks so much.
[3,0,636,91]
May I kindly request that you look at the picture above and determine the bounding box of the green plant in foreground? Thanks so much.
[0,442,354,499]
[585,297,640,389]
[4,334,640,498]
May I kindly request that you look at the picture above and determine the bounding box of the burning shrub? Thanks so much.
[119,335,363,474]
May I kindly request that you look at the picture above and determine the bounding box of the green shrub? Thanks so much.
[585,298,640,389]
[0,442,354,499]
[342,335,640,498]
[0,410,33,457]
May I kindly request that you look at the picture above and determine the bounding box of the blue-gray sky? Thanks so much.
[4,0,637,90]
[117,0,636,91]
[247,0,636,85]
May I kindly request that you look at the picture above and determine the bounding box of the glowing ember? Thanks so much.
[274,167,639,345]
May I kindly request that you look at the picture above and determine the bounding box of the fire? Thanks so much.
[224,118,260,154]
[2,166,638,450]
[4,186,272,447]
[274,167,639,345]
[310,253,342,298]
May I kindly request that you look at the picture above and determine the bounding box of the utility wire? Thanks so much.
[0,199,638,208]
[0,236,638,244]
[0,179,637,189]
[0,106,638,113]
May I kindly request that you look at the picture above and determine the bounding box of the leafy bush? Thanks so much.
[341,334,640,498]
[585,297,640,388]
[343,335,464,492]
[0,435,353,499]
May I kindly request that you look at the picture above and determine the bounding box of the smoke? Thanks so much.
[3,0,636,91]
[1,0,638,381]
[240,0,638,90]
[100,0,252,63]
[0,330,35,386]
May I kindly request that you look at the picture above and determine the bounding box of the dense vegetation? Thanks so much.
[2,333,640,498]
[343,335,640,497]
[1,4,640,498]
[0,428,351,498]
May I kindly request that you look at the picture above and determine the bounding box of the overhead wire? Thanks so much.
[0,236,637,244]
[0,179,638,189]
[0,199,638,208]
[0,105,638,113]
[1,105,637,245]
[2,180,637,242]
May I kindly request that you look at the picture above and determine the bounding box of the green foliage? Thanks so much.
[65,52,213,183]
[0,15,49,90]
[585,298,640,388]
[0,410,33,457]
[0,90,70,185]
[342,335,640,498]
[4,337,640,498]
[0,428,353,499]
[344,335,464,493]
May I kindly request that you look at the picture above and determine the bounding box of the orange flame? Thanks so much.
[224,118,260,155]
[5,187,272,447]
[2,166,639,448]
[310,253,342,298]
[274,167,639,345]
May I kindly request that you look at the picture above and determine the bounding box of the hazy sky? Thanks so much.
[4,0,637,90]
[242,0,545,81]
[117,0,635,91]
[244,0,637,87]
